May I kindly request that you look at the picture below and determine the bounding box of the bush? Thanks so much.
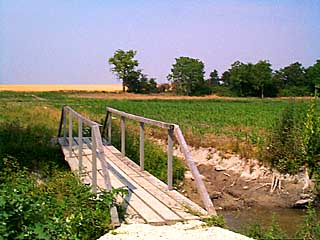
[243,214,287,240]
[295,206,320,240]
[266,101,307,173]
[0,121,126,239]
[266,96,320,179]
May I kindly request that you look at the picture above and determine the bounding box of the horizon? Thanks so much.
[1,0,319,84]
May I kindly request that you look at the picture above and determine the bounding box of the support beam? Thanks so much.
[140,122,145,171]
[108,112,112,145]
[92,128,97,194]
[121,116,125,156]
[69,112,72,157]
[167,126,174,190]
[78,118,83,173]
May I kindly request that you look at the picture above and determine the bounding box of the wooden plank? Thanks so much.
[102,167,166,225]
[81,141,183,223]
[107,107,174,129]
[103,148,199,221]
[106,145,208,216]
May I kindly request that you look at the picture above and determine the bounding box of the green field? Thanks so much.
[0,91,313,153]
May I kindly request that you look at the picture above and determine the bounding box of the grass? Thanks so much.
[0,101,126,239]
[1,91,316,158]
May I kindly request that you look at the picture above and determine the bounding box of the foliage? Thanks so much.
[167,56,210,96]
[266,95,320,176]
[266,101,307,173]
[108,49,140,92]
[295,206,320,240]
[0,115,126,239]
[306,60,320,94]
[222,60,275,98]
[243,214,287,240]
[208,69,220,86]
[203,214,225,228]
[108,49,158,94]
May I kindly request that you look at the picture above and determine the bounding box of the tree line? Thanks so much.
[108,49,320,97]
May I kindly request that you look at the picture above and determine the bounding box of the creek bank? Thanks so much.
[171,145,316,210]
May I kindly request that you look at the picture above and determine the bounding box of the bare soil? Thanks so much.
[171,145,312,211]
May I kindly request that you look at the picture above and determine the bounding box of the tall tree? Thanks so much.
[306,59,320,92]
[208,69,219,86]
[252,60,273,98]
[275,62,308,96]
[167,57,208,96]
[108,49,140,92]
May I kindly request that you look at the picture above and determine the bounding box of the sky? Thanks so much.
[0,0,319,84]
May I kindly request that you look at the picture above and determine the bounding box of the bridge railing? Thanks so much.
[58,106,119,225]
[102,107,216,215]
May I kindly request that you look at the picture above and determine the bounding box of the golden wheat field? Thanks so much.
[0,84,123,92]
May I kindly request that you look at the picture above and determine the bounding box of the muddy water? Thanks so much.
[221,207,320,237]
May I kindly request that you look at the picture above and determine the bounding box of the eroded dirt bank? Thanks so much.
[172,146,315,211]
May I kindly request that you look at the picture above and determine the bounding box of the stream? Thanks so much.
[221,207,320,237]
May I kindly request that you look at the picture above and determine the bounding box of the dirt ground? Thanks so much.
[172,146,314,211]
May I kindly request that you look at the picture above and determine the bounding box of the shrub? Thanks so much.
[295,206,320,240]
[243,214,287,240]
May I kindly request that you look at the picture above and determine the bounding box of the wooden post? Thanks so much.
[92,127,97,194]
[121,116,125,156]
[108,112,112,145]
[78,118,83,174]
[167,125,174,190]
[69,112,73,157]
[139,122,144,171]
[63,107,67,143]
[174,125,217,215]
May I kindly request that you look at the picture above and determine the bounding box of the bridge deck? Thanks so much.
[58,137,207,225]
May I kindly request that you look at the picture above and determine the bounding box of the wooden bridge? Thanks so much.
[57,106,216,226]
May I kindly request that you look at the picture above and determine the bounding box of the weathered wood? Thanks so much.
[174,125,216,216]
[139,122,144,171]
[91,127,97,194]
[107,107,174,129]
[121,116,125,156]
[58,137,207,224]
[167,126,174,190]
[108,112,112,144]
[69,112,73,157]
[63,107,67,142]
[78,118,83,173]
[92,125,112,191]
[64,106,100,127]
[102,147,200,221]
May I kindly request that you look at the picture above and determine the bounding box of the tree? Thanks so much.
[275,62,308,96]
[167,57,209,96]
[108,49,141,92]
[252,60,273,98]
[306,59,320,92]
[208,70,219,86]
[228,61,255,97]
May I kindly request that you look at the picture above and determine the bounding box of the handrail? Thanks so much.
[58,105,119,226]
[102,107,217,215]
[106,107,174,129]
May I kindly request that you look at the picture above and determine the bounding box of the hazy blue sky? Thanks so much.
[0,0,319,84]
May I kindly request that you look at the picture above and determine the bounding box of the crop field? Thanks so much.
[0,91,313,156]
